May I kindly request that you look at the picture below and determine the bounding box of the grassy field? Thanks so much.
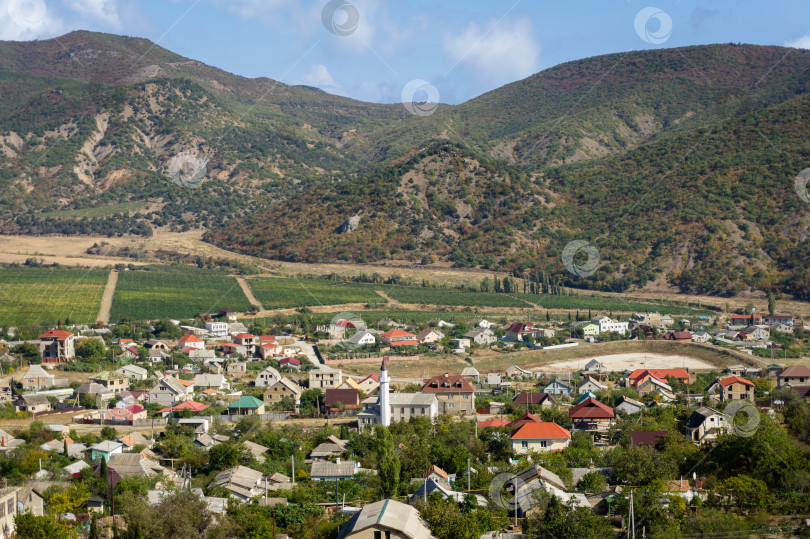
[0,266,107,326]
[109,268,251,321]
[381,286,529,307]
[247,277,387,309]
[40,201,148,219]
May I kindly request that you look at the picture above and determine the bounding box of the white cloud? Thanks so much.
[786,35,810,49]
[0,0,63,40]
[211,0,293,20]
[298,63,337,88]
[63,0,121,27]
[444,17,540,84]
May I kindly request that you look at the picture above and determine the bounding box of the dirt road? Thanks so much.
[96,269,118,324]
[236,277,263,311]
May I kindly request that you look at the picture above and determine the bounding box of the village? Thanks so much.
[0,305,807,537]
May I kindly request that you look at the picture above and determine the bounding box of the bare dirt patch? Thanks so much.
[531,353,716,373]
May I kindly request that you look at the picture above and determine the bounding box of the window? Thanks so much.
[448,403,454,409]
[6,501,11,515]
[374,532,382,539]
[521,441,528,448]
[540,441,548,448]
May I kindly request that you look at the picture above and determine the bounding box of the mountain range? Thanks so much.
[1,31,810,299]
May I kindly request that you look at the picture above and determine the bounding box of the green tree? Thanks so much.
[76,338,105,359]
[13,513,74,539]
[576,471,607,493]
[767,292,776,315]
[207,443,240,472]
[374,425,400,498]
[528,494,613,539]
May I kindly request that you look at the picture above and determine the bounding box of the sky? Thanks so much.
[1,0,809,105]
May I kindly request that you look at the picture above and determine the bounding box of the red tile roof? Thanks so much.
[157,401,208,413]
[279,357,300,365]
[178,333,204,344]
[176,379,194,387]
[511,422,571,440]
[380,329,417,338]
[124,404,146,414]
[421,373,476,394]
[505,322,535,334]
[40,329,73,340]
[388,340,418,346]
[423,465,448,479]
[717,376,754,387]
[259,335,277,343]
[507,412,543,431]
[477,418,510,428]
[628,369,690,385]
[234,333,255,339]
[568,397,615,419]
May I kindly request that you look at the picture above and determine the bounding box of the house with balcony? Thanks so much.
[39,329,75,367]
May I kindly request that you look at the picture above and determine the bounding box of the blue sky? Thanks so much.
[1,0,809,104]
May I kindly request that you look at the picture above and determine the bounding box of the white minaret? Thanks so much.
[379,356,391,427]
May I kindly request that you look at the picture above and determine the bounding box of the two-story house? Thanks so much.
[706,376,755,401]
[147,377,189,407]
[232,333,257,357]
[39,329,75,367]
[685,407,728,443]
[89,371,130,394]
[777,365,810,387]
[420,373,475,415]
[309,366,343,389]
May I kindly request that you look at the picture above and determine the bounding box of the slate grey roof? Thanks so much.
[337,498,432,539]
[310,460,357,478]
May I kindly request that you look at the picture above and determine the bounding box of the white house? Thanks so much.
[511,422,571,454]
[348,330,377,347]
[255,366,281,388]
[205,322,229,338]
[592,316,629,336]
[464,328,497,346]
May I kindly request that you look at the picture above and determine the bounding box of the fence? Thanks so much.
[324,355,419,365]
[34,406,85,417]
[214,413,290,422]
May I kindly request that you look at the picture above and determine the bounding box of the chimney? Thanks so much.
[336,458,341,464]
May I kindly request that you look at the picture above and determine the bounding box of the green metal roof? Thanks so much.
[227,395,265,409]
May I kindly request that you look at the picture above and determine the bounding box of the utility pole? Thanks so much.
[513,477,519,528]
[467,458,471,492]
[291,455,295,484]
[630,490,635,539]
